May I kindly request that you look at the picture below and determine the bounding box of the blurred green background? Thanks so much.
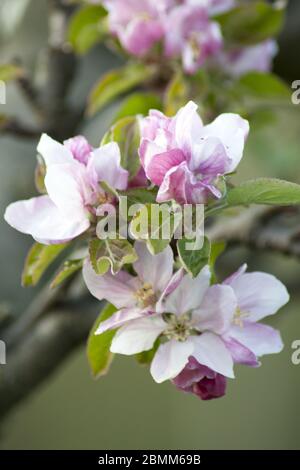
[0,0,300,449]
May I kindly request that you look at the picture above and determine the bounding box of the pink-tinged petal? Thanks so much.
[110,315,166,355]
[228,322,283,357]
[191,332,235,378]
[172,357,212,389]
[120,17,164,56]
[207,0,235,15]
[174,101,203,156]
[4,195,89,244]
[156,268,185,313]
[45,163,90,218]
[95,307,150,335]
[139,139,166,172]
[82,260,139,308]
[128,166,148,188]
[189,137,231,176]
[37,133,73,167]
[192,284,237,335]
[89,143,128,190]
[227,271,289,322]
[64,135,93,165]
[145,149,185,185]
[163,266,211,316]
[222,337,259,367]
[133,241,173,293]
[150,338,194,383]
[200,113,249,172]
[223,263,247,285]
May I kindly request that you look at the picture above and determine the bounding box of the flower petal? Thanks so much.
[191,332,235,378]
[222,337,259,367]
[110,316,166,355]
[145,149,185,185]
[163,266,211,316]
[227,271,289,322]
[82,259,138,308]
[4,195,89,244]
[174,101,203,156]
[37,133,73,166]
[95,307,149,335]
[150,339,194,383]
[156,267,185,313]
[192,284,237,334]
[133,241,173,293]
[228,322,283,357]
[89,142,128,190]
[200,113,249,172]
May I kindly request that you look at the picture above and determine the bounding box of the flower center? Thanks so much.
[135,283,157,308]
[232,307,248,327]
[163,313,192,342]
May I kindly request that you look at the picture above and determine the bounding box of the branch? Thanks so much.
[0,292,101,421]
[208,205,300,259]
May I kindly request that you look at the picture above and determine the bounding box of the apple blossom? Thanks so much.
[139,101,249,204]
[4,134,128,244]
[164,3,223,74]
[90,260,288,390]
[218,40,278,77]
[172,357,227,400]
[103,0,170,57]
[83,241,184,328]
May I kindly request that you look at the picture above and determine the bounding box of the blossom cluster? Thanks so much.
[4,100,289,401]
[102,0,277,75]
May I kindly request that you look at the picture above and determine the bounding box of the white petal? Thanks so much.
[174,101,203,156]
[191,332,235,378]
[193,284,237,334]
[37,133,74,166]
[200,113,249,172]
[95,307,148,335]
[228,271,289,322]
[150,339,194,383]
[228,322,283,357]
[133,241,173,293]
[82,259,138,309]
[163,266,211,315]
[4,195,89,243]
[110,316,166,355]
[89,142,128,190]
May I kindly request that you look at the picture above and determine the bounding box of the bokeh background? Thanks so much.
[0,0,300,449]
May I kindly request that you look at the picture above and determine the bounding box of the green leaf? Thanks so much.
[101,116,141,180]
[136,339,159,365]
[88,62,156,116]
[209,241,226,283]
[50,259,83,289]
[0,63,24,82]
[130,203,179,254]
[177,236,211,278]
[34,155,47,194]
[114,92,162,122]
[22,243,68,287]
[216,2,285,46]
[89,238,138,275]
[87,303,117,379]
[68,5,107,54]
[237,72,290,99]
[164,71,189,116]
[227,178,300,207]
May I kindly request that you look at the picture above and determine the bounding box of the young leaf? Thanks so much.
[22,243,69,287]
[0,63,24,82]
[88,62,156,116]
[89,238,138,275]
[50,259,83,289]
[227,178,300,207]
[237,72,290,99]
[101,116,141,179]
[164,71,189,116]
[114,92,162,122]
[68,5,107,54]
[87,303,117,379]
[216,1,285,46]
[177,236,211,278]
